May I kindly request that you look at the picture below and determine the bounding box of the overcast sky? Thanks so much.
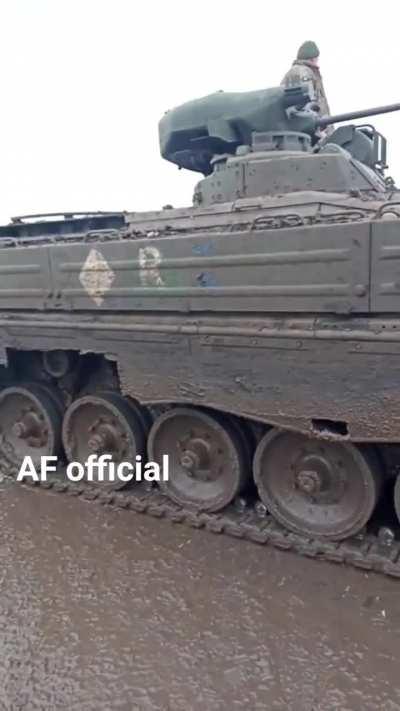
[0,0,398,223]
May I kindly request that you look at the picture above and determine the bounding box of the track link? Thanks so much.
[3,460,400,579]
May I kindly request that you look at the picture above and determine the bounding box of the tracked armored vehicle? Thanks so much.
[2,85,400,574]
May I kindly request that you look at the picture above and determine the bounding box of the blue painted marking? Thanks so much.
[196,271,218,287]
[192,242,213,256]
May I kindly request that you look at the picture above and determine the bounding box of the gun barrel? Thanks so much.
[318,102,400,129]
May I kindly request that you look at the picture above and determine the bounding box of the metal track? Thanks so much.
[3,460,400,579]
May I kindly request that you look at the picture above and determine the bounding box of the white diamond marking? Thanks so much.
[79,249,115,306]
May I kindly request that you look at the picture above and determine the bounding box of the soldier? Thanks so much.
[281,41,331,120]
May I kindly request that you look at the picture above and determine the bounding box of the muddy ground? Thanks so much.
[0,481,399,711]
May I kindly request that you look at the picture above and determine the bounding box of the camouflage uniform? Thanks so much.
[281,41,333,136]
[281,60,330,117]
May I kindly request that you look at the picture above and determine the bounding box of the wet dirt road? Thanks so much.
[0,482,399,711]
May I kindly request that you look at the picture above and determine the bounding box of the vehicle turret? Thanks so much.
[159,87,400,205]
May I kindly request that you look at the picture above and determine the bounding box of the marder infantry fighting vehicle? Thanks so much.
[2,85,400,574]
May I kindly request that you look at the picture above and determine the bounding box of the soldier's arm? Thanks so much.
[281,66,317,104]
[281,66,303,88]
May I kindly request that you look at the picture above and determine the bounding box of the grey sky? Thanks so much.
[0,0,398,223]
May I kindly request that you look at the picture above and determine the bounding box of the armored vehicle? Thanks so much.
[2,85,400,574]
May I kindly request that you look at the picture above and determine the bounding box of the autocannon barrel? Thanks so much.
[318,102,400,129]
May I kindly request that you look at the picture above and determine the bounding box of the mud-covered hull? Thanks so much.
[0,194,399,441]
[1,192,400,553]
[0,196,399,316]
[0,310,399,442]
[0,193,400,442]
